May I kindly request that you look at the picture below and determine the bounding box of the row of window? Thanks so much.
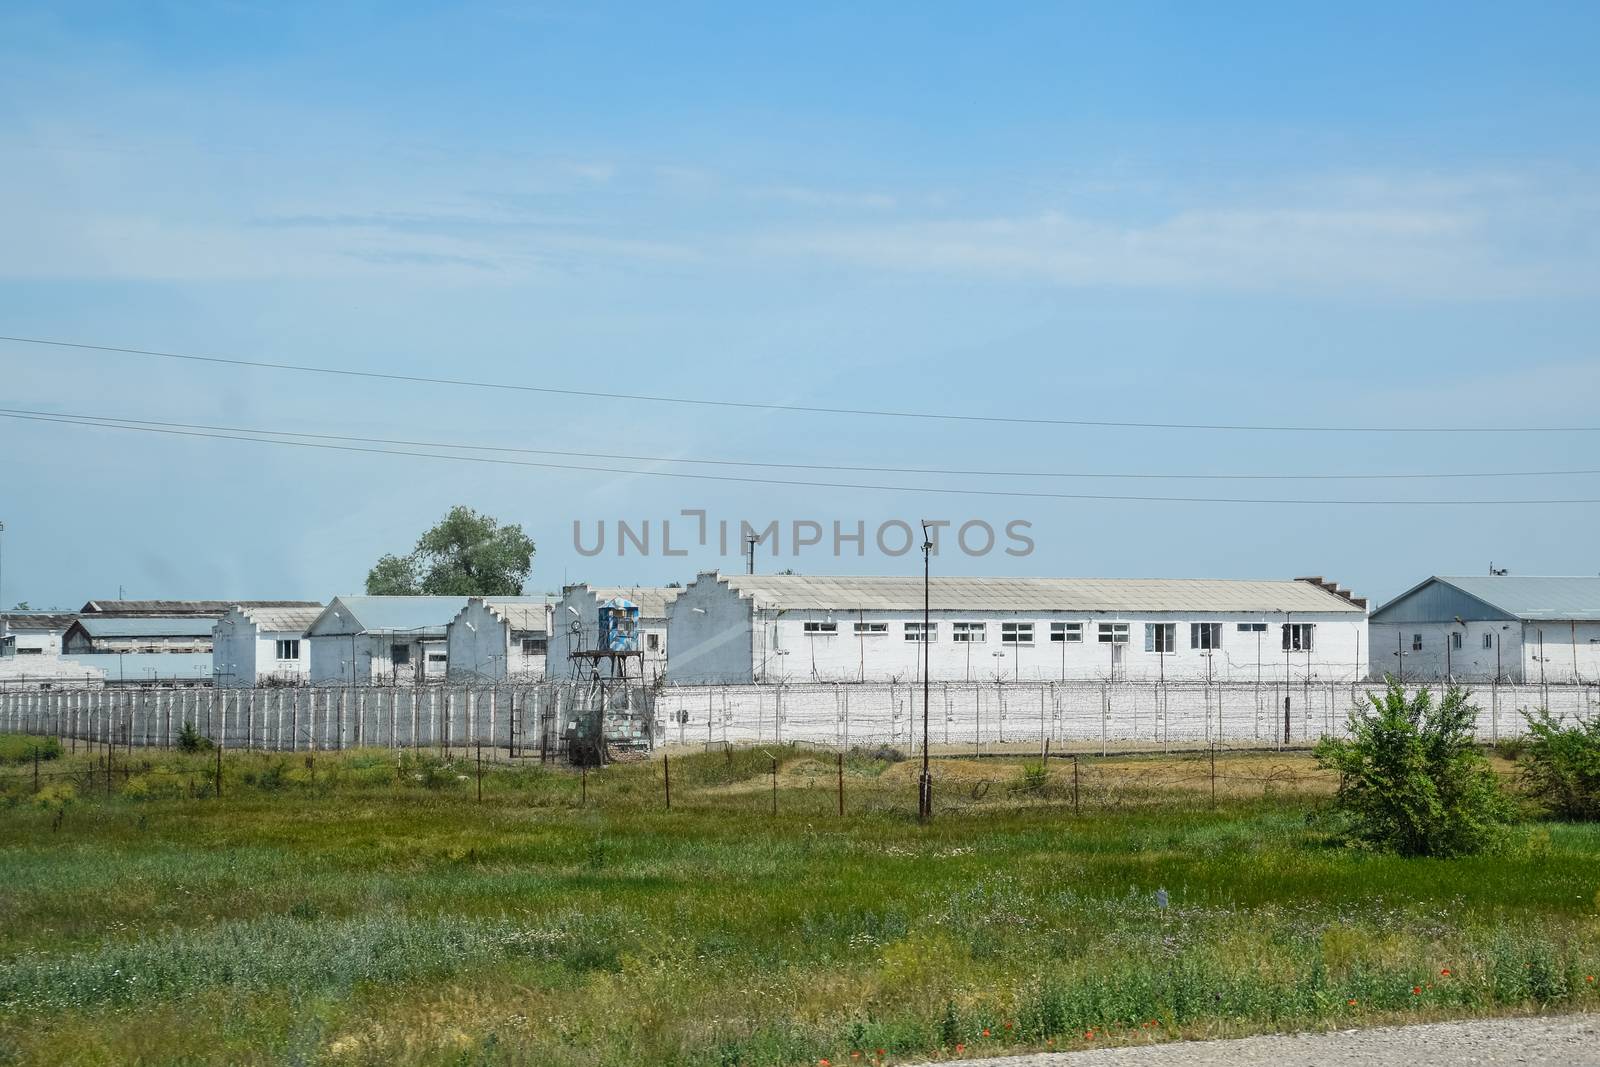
[1410,632,1494,652]
[800,620,1316,651]
[271,636,563,664]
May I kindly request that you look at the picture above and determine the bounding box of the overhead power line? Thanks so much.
[5,409,1599,506]
[4,406,1599,483]
[4,333,1597,434]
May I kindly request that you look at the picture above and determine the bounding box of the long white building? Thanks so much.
[1367,575,1600,684]
[666,573,1369,685]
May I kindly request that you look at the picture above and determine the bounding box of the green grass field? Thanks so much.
[0,740,1596,1066]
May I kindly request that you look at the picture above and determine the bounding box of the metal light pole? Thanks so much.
[919,521,933,822]
[0,520,6,612]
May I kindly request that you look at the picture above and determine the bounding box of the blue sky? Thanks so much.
[2,1,1598,609]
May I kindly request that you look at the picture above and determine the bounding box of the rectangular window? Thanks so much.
[1050,622,1083,643]
[1283,624,1316,652]
[274,638,301,661]
[1411,633,1423,652]
[904,622,937,642]
[391,643,411,665]
[521,637,547,656]
[1483,633,1494,649]
[1190,623,1222,650]
[854,621,888,635]
[802,621,838,636]
[1098,622,1129,644]
[1450,631,1463,650]
[1145,623,1177,653]
[17,647,41,655]
[646,632,660,651]
[952,622,987,643]
[427,652,447,664]
[1001,622,1033,645]
[1237,622,1268,633]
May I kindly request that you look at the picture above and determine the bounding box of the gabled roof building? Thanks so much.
[1368,575,1600,683]
[305,595,551,686]
[212,605,325,688]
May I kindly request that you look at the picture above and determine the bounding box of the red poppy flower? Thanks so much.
[820,1060,831,1066]
[953,1044,964,1053]
[980,1029,990,1038]
[875,1050,885,1058]
[1412,986,1421,995]
[1347,999,1357,1006]
[1440,968,1451,977]
[1003,1022,1013,1031]
[1084,1030,1095,1040]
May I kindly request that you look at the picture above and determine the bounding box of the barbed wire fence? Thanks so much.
[1,679,1596,759]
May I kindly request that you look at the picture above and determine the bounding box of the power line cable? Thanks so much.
[6,409,1599,506]
[4,333,1596,434]
[5,405,1598,482]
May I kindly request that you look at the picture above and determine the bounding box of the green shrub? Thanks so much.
[1315,679,1511,856]
[1493,735,1530,762]
[175,721,213,754]
[0,735,61,765]
[1519,710,1600,820]
[1011,762,1049,795]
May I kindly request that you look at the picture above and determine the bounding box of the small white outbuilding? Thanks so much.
[445,597,555,682]
[211,604,324,688]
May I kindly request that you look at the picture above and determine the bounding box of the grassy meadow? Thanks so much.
[0,739,1596,1065]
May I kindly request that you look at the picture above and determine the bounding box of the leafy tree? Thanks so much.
[364,506,535,597]
[1315,679,1510,857]
[365,554,420,596]
[1519,710,1600,820]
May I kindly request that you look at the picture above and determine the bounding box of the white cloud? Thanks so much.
[758,174,1600,299]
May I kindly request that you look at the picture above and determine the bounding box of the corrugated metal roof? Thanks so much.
[314,596,473,635]
[71,617,217,638]
[483,597,554,632]
[0,612,77,632]
[81,599,319,616]
[234,606,324,632]
[316,595,552,636]
[698,574,1365,614]
[61,652,214,679]
[1378,576,1600,622]
[576,586,679,619]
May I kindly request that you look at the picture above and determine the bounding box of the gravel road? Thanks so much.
[947,1014,1600,1066]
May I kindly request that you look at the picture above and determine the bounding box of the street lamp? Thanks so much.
[919,520,933,822]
